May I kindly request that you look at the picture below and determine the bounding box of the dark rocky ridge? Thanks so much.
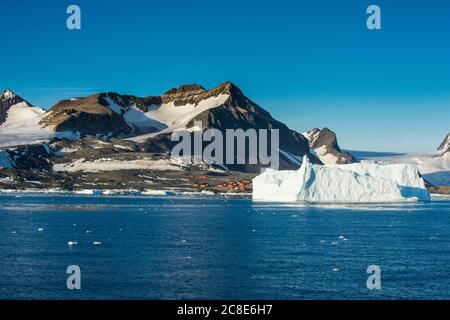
[38,82,318,171]
[304,128,357,164]
[186,82,311,157]
[1,82,357,193]
[438,132,450,152]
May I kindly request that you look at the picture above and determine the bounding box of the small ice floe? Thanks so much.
[38,228,44,232]
[292,215,298,218]
[181,240,187,244]
[86,230,92,234]
[73,224,77,227]
[141,189,168,196]
[93,241,102,245]
[320,240,325,244]
[339,236,345,239]
[68,241,78,246]
[11,231,17,234]
[252,229,256,232]
[331,241,338,245]
[332,268,340,272]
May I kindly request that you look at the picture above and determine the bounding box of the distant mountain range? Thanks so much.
[0,83,448,192]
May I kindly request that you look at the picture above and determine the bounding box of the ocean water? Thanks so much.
[0,193,450,300]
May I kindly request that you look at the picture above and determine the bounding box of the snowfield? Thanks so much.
[0,102,52,147]
[127,94,230,141]
[363,151,450,186]
[53,158,184,173]
[104,97,166,133]
[253,156,430,203]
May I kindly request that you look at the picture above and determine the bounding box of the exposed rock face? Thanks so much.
[185,82,311,157]
[302,128,356,164]
[40,94,132,136]
[40,93,163,136]
[161,82,232,106]
[2,82,318,174]
[0,89,31,124]
[3,144,54,171]
[137,81,317,171]
[438,132,450,153]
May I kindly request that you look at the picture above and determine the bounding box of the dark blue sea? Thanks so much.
[0,193,449,300]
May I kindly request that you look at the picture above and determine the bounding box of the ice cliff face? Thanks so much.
[253,157,430,203]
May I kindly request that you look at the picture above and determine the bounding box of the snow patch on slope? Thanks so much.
[0,102,52,147]
[104,96,165,133]
[53,158,184,172]
[253,156,430,203]
[127,94,230,141]
[365,151,450,186]
[314,145,339,164]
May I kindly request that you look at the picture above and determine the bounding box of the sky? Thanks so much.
[0,0,449,152]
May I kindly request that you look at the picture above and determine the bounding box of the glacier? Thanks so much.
[253,156,430,203]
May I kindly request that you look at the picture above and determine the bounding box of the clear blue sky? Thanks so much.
[1,0,449,152]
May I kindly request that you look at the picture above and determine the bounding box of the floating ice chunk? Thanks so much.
[200,190,215,195]
[253,156,430,203]
[93,241,102,245]
[68,241,78,246]
[141,189,168,196]
[38,228,44,232]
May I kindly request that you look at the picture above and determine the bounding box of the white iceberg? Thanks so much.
[253,156,430,203]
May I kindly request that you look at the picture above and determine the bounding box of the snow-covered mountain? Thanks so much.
[358,132,450,187]
[1,84,449,192]
[0,89,51,147]
[0,82,317,175]
[302,128,356,164]
[438,132,450,153]
[39,81,313,165]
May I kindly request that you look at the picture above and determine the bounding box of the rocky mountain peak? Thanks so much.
[302,127,356,164]
[1,89,16,99]
[0,89,32,125]
[438,132,450,153]
[164,84,205,95]
[161,82,234,107]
